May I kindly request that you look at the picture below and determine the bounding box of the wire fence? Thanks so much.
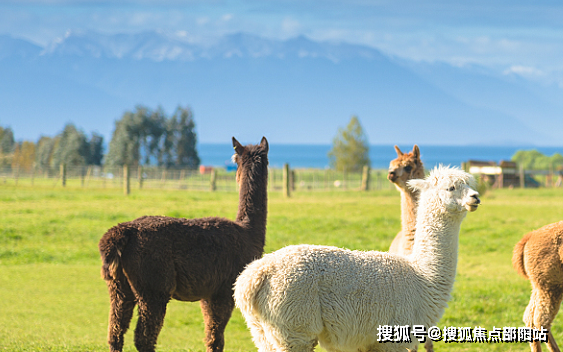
[4,163,561,193]
[0,165,397,192]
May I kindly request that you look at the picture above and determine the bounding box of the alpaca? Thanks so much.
[387,145,425,255]
[388,146,432,352]
[234,165,480,352]
[512,221,563,352]
[98,137,269,352]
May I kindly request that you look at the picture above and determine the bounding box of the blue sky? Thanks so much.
[2,0,563,84]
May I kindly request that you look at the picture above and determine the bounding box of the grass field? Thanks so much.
[1,183,563,351]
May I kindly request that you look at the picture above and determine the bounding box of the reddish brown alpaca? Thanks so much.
[98,137,269,352]
[513,221,563,352]
[387,145,425,256]
[387,145,433,352]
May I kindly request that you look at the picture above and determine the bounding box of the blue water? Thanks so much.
[199,144,563,170]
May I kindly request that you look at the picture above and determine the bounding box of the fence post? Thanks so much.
[123,165,130,195]
[60,163,66,187]
[14,165,19,185]
[81,166,86,187]
[519,165,525,189]
[138,165,143,189]
[361,165,371,191]
[283,163,290,197]
[210,168,217,191]
[85,166,92,187]
[377,172,382,190]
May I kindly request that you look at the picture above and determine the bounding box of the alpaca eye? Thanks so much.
[448,186,455,191]
[404,166,412,173]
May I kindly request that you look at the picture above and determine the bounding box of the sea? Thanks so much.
[199,144,563,170]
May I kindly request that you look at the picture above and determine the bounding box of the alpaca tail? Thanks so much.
[512,232,532,279]
[233,258,270,319]
[98,224,134,281]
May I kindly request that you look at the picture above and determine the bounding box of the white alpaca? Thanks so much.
[234,166,480,352]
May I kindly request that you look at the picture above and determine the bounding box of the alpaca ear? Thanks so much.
[394,145,403,156]
[232,137,245,156]
[412,145,420,159]
[260,137,269,153]
[407,178,427,192]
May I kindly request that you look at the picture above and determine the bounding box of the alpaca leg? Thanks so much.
[105,272,136,352]
[524,291,544,352]
[547,331,561,352]
[524,287,563,352]
[134,294,169,352]
[200,295,235,352]
[538,289,562,352]
[243,315,278,352]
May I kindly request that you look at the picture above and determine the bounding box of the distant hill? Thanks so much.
[0,31,561,146]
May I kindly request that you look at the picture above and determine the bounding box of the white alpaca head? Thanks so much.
[408,165,480,214]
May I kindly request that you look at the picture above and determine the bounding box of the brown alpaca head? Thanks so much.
[232,137,269,185]
[388,145,425,190]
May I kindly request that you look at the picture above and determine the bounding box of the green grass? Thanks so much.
[1,184,563,351]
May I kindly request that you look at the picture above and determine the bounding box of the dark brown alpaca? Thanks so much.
[98,137,269,352]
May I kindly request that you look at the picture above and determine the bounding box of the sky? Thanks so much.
[2,0,563,85]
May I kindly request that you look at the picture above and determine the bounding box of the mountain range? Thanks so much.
[0,30,562,146]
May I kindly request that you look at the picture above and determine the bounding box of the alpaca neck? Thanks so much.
[399,187,418,239]
[410,206,466,292]
[236,167,268,242]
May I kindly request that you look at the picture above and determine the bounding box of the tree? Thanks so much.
[88,132,104,166]
[512,150,563,170]
[36,136,56,171]
[170,106,200,169]
[328,116,370,172]
[106,105,200,169]
[12,141,36,172]
[0,126,15,168]
[52,123,89,168]
[105,109,143,168]
[0,127,15,155]
[552,153,563,170]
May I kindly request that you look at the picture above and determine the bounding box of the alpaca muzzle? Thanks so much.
[465,194,481,212]
[388,171,400,182]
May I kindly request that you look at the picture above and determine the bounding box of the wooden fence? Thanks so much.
[0,165,396,193]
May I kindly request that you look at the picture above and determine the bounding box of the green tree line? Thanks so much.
[105,105,199,169]
[511,149,563,170]
[0,105,200,172]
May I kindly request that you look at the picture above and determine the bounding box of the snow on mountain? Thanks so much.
[40,30,386,62]
[41,30,201,61]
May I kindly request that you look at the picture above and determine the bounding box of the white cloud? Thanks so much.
[196,16,210,26]
[504,65,544,77]
[281,17,301,37]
